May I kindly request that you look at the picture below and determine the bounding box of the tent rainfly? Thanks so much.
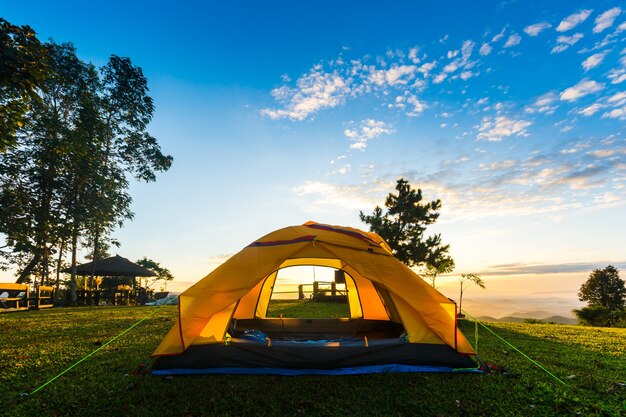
[152,222,478,376]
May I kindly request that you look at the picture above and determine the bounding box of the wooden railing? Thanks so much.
[297,281,346,300]
[0,283,154,311]
[31,285,55,310]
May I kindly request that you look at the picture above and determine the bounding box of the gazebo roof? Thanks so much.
[62,255,157,277]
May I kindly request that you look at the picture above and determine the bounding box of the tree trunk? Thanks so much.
[41,245,49,286]
[55,239,65,300]
[89,230,99,291]
[16,254,41,284]
[70,223,78,303]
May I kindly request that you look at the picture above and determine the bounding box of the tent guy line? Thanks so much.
[20,298,177,399]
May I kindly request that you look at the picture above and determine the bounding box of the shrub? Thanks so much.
[573,306,626,327]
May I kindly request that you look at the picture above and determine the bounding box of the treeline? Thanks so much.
[0,18,172,297]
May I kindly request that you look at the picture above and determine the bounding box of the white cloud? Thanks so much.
[525,92,558,114]
[503,34,522,48]
[437,40,476,82]
[261,67,349,120]
[293,181,379,212]
[561,142,590,154]
[556,10,593,32]
[533,92,556,107]
[588,149,616,158]
[593,7,622,33]
[578,102,604,116]
[594,192,620,204]
[522,157,552,168]
[391,65,417,85]
[551,33,584,53]
[368,64,418,87]
[344,119,394,150]
[492,27,506,42]
[417,61,437,77]
[607,51,626,84]
[479,43,492,56]
[460,71,478,80]
[608,67,626,84]
[408,47,420,63]
[461,40,474,61]
[479,159,517,170]
[442,156,470,166]
[524,22,552,36]
[477,116,532,142]
[444,61,459,73]
[582,52,607,71]
[406,95,427,116]
[602,105,626,120]
[560,79,604,101]
[433,73,447,84]
[329,155,346,165]
[608,91,626,104]
[336,165,351,175]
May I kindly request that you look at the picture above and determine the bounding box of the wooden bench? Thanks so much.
[0,283,30,312]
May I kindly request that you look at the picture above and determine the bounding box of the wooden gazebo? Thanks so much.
[63,255,156,305]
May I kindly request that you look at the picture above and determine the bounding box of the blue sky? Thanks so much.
[4,0,626,317]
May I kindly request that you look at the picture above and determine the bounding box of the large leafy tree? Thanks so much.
[578,265,625,310]
[574,265,626,327]
[0,18,50,151]
[359,178,454,273]
[0,42,91,284]
[65,55,171,299]
[0,30,172,292]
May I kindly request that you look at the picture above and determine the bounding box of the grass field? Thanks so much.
[267,299,350,318]
[1,302,625,416]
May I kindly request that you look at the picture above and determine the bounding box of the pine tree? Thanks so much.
[359,178,454,272]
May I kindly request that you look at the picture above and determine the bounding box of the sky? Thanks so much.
[3,0,626,318]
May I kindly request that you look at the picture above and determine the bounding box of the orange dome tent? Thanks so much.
[152,222,478,375]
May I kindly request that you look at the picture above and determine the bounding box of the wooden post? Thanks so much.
[298,284,304,300]
[36,285,41,310]
[331,282,336,297]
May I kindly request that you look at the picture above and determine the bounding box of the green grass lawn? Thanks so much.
[1,302,625,416]
[267,299,350,318]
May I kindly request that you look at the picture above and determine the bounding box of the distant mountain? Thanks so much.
[542,316,577,325]
[476,316,499,322]
[477,315,577,325]
[497,316,526,323]
[510,310,555,319]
